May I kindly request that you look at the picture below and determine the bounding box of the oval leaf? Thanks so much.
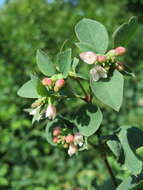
[73,104,103,136]
[75,18,109,54]
[17,80,40,98]
[117,126,143,175]
[113,16,138,47]
[58,48,72,78]
[36,49,56,76]
[75,42,97,52]
[90,70,124,111]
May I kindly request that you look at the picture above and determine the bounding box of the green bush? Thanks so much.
[0,0,143,189]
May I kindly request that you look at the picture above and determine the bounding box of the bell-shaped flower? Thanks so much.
[30,106,41,116]
[74,132,84,147]
[45,104,57,120]
[68,143,78,156]
[79,51,97,64]
[90,65,107,82]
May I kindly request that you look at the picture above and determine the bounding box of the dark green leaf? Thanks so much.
[113,16,138,47]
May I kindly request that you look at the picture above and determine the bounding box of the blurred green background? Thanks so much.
[0,0,143,189]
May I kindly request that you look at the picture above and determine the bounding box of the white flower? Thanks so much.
[74,133,84,147]
[29,106,42,122]
[79,51,97,64]
[90,65,107,82]
[68,143,78,156]
[30,106,40,116]
[45,104,57,120]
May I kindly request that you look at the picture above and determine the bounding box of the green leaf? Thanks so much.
[45,119,58,146]
[113,16,138,47]
[76,73,89,80]
[107,134,125,164]
[75,42,97,52]
[58,48,72,78]
[75,18,109,54]
[72,57,79,72]
[17,80,40,98]
[32,76,49,97]
[116,172,143,190]
[107,136,122,158]
[36,49,56,76]
[90,70,124,111]
[117,126,143,175]
[73,104,103,136]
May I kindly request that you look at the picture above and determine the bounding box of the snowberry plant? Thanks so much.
[17,17,143,189]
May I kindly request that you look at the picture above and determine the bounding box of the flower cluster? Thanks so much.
[29,98,57,120]
[80,46,126,81]
[52,127,84,156]
[29,74,65,121]
[42,75,65,92]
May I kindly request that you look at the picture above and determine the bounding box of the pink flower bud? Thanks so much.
[97,55,106,63]
[45,105,57,120]
[53,127,61,136]
[55,79,65,90]
[42,78,53,86]
[65,134,74,143]
[68,143,78,156]
[53,137,59,143]
[79,51,97,64]
[115,46,126,56]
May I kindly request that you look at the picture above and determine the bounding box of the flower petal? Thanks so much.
[80,51,97,64]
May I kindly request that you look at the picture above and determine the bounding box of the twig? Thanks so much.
[97,131,118,188]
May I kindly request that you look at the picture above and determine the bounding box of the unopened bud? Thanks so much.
[31,101,42,108]
[53,137,59,143]
[97,55,106,63]
[115,46,126,56]
[54,79,65,92]
[107,49,116,57]
[42,78,53,86]
[66,135,74,143]
[63,144,68,148]
[53,127,61,136]
[115,62,124,71]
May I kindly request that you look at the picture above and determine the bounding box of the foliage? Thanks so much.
[1,0,143,190]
